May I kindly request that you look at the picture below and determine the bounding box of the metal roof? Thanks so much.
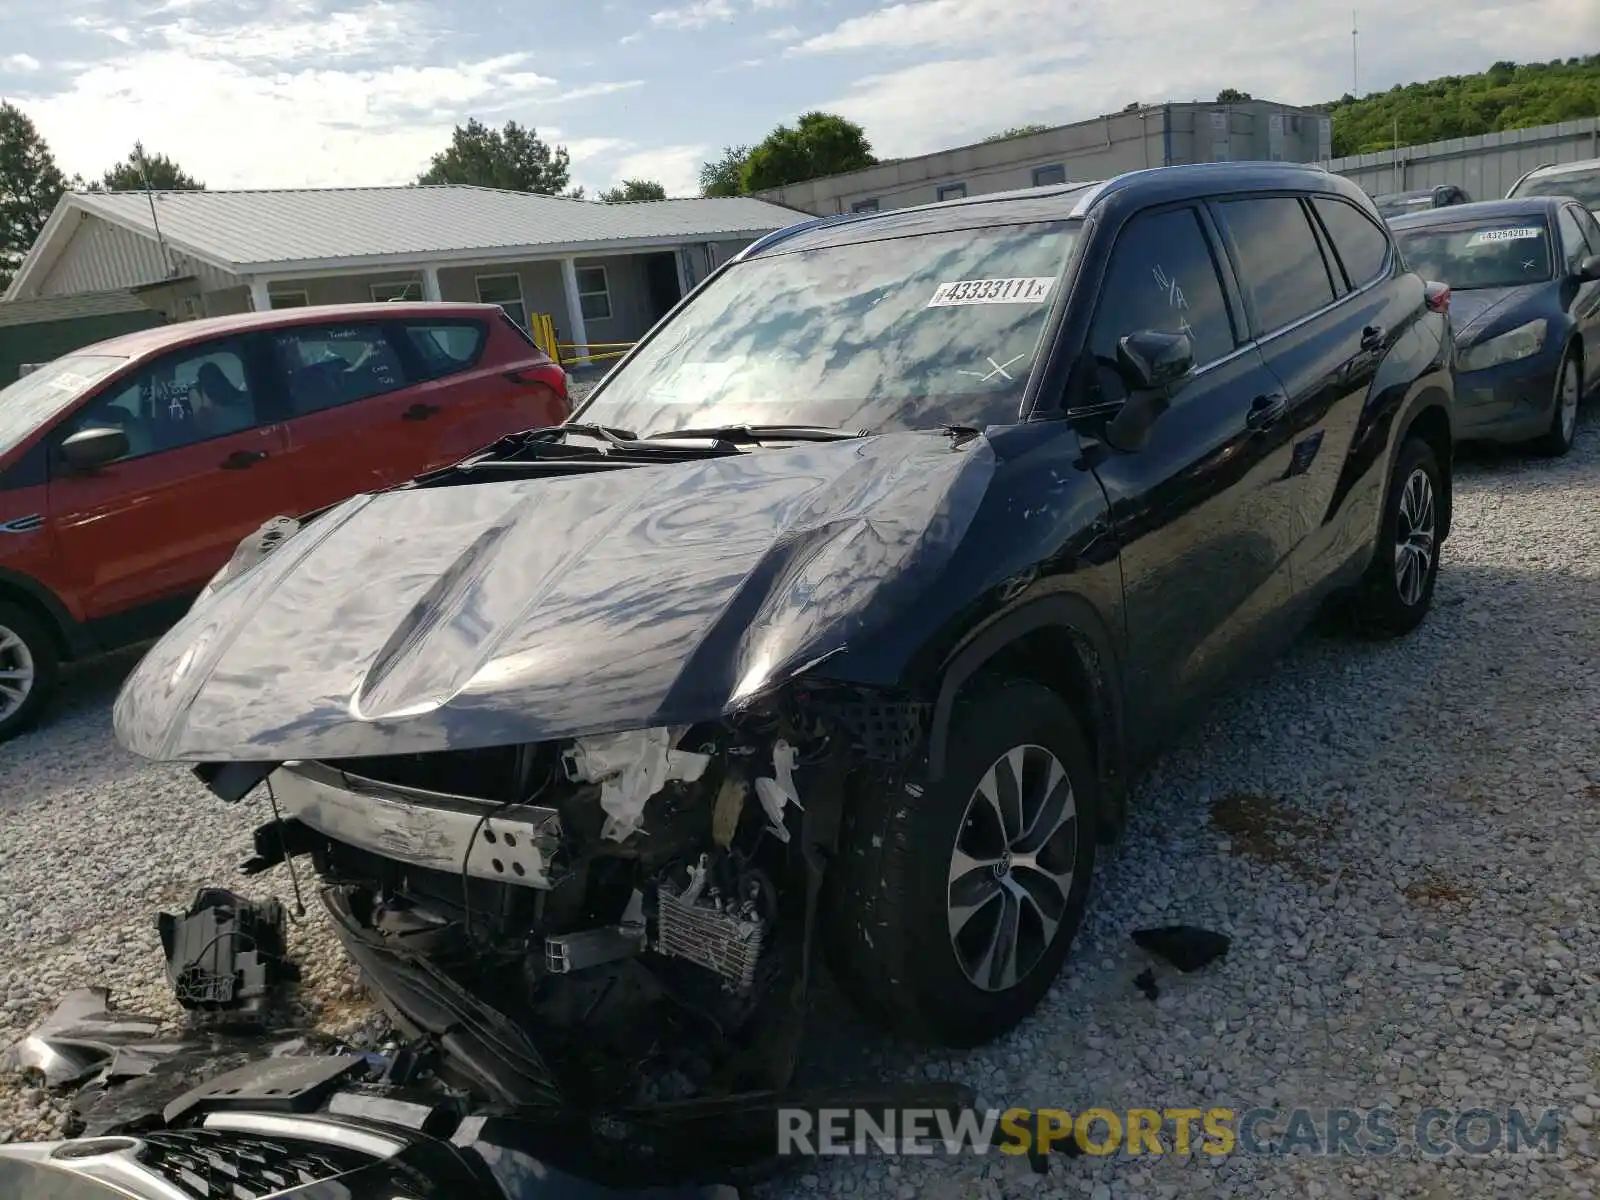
[0,288,156,330]
[68,186,806,273]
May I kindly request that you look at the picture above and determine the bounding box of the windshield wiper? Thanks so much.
[644,424,867,444]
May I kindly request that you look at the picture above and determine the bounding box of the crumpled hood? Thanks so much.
[1450,284,1544,343]
[113,431,995,762]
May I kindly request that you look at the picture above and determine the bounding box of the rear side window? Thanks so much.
[1086,206,1236,403]
[1311,197,1391,288]
[1215,196,1336,335]
[273,323,408,416]
[402,321,486,378]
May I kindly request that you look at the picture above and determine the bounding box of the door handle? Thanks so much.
[1360,324,1385,351]
[1246,393,1288,432]
[402,403,441,421]
[220,449,267,470]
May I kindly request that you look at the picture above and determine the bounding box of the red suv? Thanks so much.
[0,301,569,740]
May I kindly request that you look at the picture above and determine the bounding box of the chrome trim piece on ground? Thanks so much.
[272,761,564,889]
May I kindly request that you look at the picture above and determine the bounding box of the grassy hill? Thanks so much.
[1324,54,1600,157]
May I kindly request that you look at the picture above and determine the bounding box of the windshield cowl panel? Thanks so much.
[575,221,1083,439]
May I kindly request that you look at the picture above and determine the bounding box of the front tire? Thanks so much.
[0,602,58,743]
[824,677,1097,1047]
[1532,349,1581,457]
[1350,435,1443,639]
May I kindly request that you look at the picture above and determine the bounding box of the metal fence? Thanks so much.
[1328,116,1600,200]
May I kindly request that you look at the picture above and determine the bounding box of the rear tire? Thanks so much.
[1532,349,1581,457]
[0,602,58,743]
[1350,436,1442,639]
[824,677,1097,1047]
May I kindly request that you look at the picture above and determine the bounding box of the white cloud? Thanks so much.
[649,0,735,29]
[795,0,1600,158]
[609,143,709,197]
[2,53,42,72]
[765,24,800,41]
[618,31,643,44]
[19,0,650,189]
[750,0,795,7]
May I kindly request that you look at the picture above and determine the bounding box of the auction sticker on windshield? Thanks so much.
[927,278,1056,307]
[1465,227,1543,245]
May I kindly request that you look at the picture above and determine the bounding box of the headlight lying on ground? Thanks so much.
[192,515,301,610]
[1456,319,1547,373]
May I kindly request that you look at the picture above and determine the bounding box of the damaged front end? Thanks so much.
[219,684,941,1178]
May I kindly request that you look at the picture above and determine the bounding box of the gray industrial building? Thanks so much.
[754,99,1333,216]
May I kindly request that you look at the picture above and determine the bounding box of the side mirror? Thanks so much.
[60,426,130,473]
[1103,331,1193,454]
[1576,255,1600,282]
[1115,330,1194,392]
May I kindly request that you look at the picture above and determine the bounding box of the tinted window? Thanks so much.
[1216,197,1336,334]
[1033,165,1067,187]
[1556,207,1588,273]
[273,324,408,416]
[1085,207,1235,403]
[1392,220,1554,290]
[578,221,1084,436]
[62,342,261,460]
[402,321,486,377]
[1312,197,1391,288]
[1573,206,1600,254]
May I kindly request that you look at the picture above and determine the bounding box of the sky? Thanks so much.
[0,0,1596,197]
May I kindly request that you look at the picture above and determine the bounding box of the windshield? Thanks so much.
[575,221,1083,437]
[1374,194,1436,218]
[0,355,127,460]
[1510,166,1600,209]
[1394,220,1555,290]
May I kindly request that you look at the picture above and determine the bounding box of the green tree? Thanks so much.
[740,112,875,192]
[1323,54,1600,157]
[418,119,575,194]
[1215,88,1253,103]
[600,178,667,203]
[699,144,751,197]
[0,101,69,297]
[982,123,1051,142]
[94,142,204,192]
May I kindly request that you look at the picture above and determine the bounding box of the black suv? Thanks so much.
[113,162,1455,1163]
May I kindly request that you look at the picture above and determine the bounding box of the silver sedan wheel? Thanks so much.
[1558,356,1580,446]
[0,622,36,724]
[1394,467,1436,608]
[947,744,1078,993]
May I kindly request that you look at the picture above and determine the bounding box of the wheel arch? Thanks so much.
[0,569,91,661]
[926,593,1128,841]
[1399,396,1454,543]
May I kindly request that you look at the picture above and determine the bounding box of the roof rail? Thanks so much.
[734,209,878,261]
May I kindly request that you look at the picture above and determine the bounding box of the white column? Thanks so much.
[559,257,589,366]
[248,277,273,312]
[420,266,441,301]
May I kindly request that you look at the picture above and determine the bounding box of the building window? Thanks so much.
[476,273,527,328]
[1032,165,1067,187]
[371,281,422,302]
[851,198,880,213]
[269,290,308,308]
[937,183,968,201]
[576,265,612,321]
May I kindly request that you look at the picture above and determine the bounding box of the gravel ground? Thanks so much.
[3,405,1599,1199]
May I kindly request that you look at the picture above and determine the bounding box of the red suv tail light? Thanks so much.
[504,365,570,415]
